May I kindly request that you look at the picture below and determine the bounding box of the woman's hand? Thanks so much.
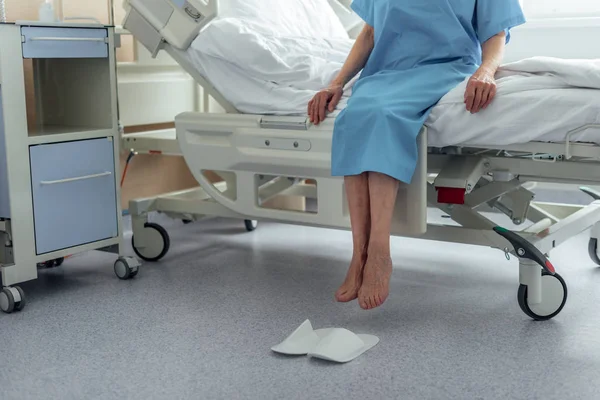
[464,67,497,114]
[308,84,343,125]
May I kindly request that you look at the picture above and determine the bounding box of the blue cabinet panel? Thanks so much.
[29,138,118,254]
[21,26,108,59]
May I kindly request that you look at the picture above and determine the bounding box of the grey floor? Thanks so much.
[1,209,600,400]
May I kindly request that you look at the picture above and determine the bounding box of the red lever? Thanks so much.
[437,187,466,205]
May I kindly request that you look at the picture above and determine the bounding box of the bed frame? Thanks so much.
[121,0,600,320]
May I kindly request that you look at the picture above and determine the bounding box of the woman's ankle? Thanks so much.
[366,239,390,259]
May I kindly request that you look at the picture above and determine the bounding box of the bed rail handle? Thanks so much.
[260,117,308,131]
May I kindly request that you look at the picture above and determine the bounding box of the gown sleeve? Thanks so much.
[475,0,526,44]
[351,0,375,27]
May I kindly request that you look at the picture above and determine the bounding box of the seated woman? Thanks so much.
[308,0,526,310]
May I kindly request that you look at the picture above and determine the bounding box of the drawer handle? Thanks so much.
[40,171,112,185]
[28,36,107,43]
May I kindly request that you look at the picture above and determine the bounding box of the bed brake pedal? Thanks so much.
[493,226,556,275]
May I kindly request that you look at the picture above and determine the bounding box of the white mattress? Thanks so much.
[174,18,600,148]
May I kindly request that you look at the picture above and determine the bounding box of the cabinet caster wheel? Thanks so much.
[114,257,140,280]
[588,238,600,266]
[132,222,170,262]
[0,287,25,313]
[38,257,64,269]
[517,271,567,321]
[244,220,258,232]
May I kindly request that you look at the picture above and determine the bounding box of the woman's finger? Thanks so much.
[482,85,496,109]
[308,99,314,122]
[318,94,327,122]
[471,84,483,113]
[329,91,342,112]
[475,83,490,113]
[313,94,323,125]
[313,95,321,124]
[464,81,476,112]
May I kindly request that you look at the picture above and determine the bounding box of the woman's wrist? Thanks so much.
[477,63,497,77]
[330,77,346,88]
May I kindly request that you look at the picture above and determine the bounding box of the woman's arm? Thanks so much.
[464,31,507,114]
[309,24,375,124]
[331,24,375,88]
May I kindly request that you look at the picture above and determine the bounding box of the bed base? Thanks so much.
[124,115,600,321]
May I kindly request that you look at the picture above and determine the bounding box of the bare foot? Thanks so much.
[358,254,393,310]
[335,252,367,302]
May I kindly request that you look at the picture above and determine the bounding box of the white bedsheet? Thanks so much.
[178,16,600,147]
[428,57,600,146]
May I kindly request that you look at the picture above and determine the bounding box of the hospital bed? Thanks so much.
[121,0,600,321]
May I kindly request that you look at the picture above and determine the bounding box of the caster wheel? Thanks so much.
[0,287,25,313]
[588,238,600,266]
[518,271,567,321]
[244,219,258,232]
[14,287,26,312]
[131,222,170,262]
[114,257,140,280]
[38,259,60,268]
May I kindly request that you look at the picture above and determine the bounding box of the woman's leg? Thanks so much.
[359,172,399,310]
[336,173,371,302]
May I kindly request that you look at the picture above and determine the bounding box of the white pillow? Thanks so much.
[217,0,349,39]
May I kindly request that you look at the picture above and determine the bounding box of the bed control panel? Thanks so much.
[173,0,203,21]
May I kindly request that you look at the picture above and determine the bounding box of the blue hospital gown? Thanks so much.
[331,0,526,183]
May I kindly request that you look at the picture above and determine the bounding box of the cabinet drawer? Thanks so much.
[30,138,118,255]
[21,26,108,59]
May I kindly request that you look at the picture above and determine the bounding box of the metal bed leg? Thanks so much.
[519,260,542,305]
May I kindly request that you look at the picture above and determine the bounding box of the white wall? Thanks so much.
[506,18,600,61]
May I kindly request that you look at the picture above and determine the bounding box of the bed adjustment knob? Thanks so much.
[265,140,270,146]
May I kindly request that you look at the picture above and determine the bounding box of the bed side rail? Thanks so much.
[175,112,428,236]
[123,0,218,56]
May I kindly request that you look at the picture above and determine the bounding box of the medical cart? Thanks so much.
[0,21,140,314]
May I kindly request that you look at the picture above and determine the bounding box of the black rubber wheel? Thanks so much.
[244,220,258,232]
[131,222,170,262]
[517,271,567,321]
[14,287,26,312]
[0,288,15,314]
[54,257,65,267]
[114,258,133,280]
[38,259,57,268]
[588,238,600,266]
